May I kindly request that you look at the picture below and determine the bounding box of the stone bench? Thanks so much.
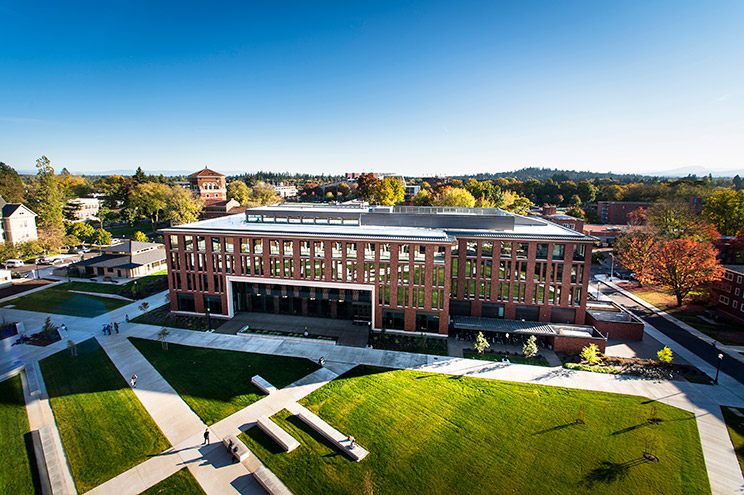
[222,434,251,463]
[253,465,293,495]
[290,404,368,461]
[257,416,300,452]
[251,375,277,395]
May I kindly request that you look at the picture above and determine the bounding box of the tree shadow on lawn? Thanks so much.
[531,422,581,436]
[611,419,665,435]
[583,458,649,487]
[56,294,114,317]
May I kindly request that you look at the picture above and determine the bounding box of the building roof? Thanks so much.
[189,167,225,178]
[453,316,556,335]
[162,204,596,243]
[102,240,162,254]
[71,247,165,270]
[723,265,744,276]
[1,203,37,218]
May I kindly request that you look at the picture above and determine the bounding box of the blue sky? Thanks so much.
[1,1,742,176]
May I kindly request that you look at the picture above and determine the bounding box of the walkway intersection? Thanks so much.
[1,289,744,494]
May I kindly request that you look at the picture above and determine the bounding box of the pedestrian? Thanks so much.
[318,356,325,366]
[130,374,137,388]
[202,428,210,445]
[348,436,356,448]
[102,324,107,335]
[304,326,309,337]
[114,322,119,334]
[125,314,130,323]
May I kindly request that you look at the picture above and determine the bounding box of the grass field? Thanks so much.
[40,339,170,493]
[241,366,710,495]
[58,269,167,297]
[141,468,204,495]
[723,406,744,476]
[0,375,38,495]
[1,285,130,317]
[130,338,320,424]
[463,349,551,366]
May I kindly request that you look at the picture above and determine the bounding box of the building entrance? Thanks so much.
[231,281,372,324]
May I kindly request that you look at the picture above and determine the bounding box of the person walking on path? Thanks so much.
[130,374,137,388]
[114,322,119,334]
[202,428,210,445]
[125,314,129,323]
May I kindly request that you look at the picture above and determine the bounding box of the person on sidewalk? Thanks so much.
[114,322,119,334]
[202,428,210,445]
[130,374,137,388]
[125,314,130,323]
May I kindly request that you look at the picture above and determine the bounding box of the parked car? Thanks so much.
[50,257,67,265]
[35,256,53,265]
[11,271,31,279]
[1,259,24,268]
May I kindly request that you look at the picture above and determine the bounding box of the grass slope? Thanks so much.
[723,406,744,476]
[130,338,320,424]
[2,286,129,317]
[241,366,710,495]
[141,468,204,495]
[0,375,37,495]
[40,339,170,492]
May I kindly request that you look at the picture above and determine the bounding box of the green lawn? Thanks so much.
[463,349,551,366]
[241,366,710,495]
[722,406,744,476]
[40,339,170,492]
[0,375,38,495]
[129,338,320,424]
[141,468,204,495]
[58,270,167,297]
[1,285,130,317]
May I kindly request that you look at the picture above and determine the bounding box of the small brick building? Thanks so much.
[188,167,227,205]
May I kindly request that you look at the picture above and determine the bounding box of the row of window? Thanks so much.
[378,285,446,310]
[450,279,582,305]
[453,240,586,261]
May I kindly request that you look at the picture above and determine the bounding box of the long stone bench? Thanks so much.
[251,375,277,395]
[222,434,251,462]
[253,465,294,495]
[257,416,300,452]
[289,403,368,461]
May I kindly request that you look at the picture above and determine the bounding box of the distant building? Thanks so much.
[344,172,361,180]
[534,205,584,232]
[271,183,298,198]
[597,201,654,224]
[67,198,101,221]
[188,168,227,205]
[582,224,639,246]
[0,196,38,244]
[70,240,166,279]
[713,266,744,323]
[404,184,420,201]
[203,199,245,219]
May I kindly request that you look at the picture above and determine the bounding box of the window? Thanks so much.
[719,295,730,305]
[482,241,493,257]
[380,244,391,261]
[346,242,357,258]
[169,235,179,249]
[434,246,447,264]
[225,238,233,253]
[724,272,733,281]
[314,241,324,258]
[501,242,512,258]
[536,244,549,260]
[552,244,565,260]
[252,239,263,254]
[515,243,528,258]
[211,237,221,252]
[283,240,293,256]
[300,241,310,256]
[270,240,280,255]
[365,243,376,260]
[414,245,426,262]
[332,242,343,259]
[735,288,741,296]
[240,238,250,253]
[738,276,743,284]
[466,242,477,257]
[733,301,739,309]
[197,236,206,251]
[573,244,586,261]
[398,245,410,262]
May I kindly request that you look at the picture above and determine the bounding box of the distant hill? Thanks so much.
[451,167,656,183]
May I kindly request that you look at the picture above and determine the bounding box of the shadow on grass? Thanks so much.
[24,432,44,495]
[583,458,649,487]
[531,422,580,436]
[334,365,393,382]
[611,419,665,435]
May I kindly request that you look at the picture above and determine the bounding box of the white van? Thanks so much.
[2,259,24,268]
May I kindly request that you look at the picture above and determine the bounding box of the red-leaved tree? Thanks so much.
[650,238,722,306]
[614,230,657,286]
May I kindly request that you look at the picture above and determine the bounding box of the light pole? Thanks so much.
[504,332,510,355]
[205,306,211,331]
[609,252,615,280]
[714,353,724,384]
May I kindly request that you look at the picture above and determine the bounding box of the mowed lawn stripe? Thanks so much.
[241,366,709,495]
[40,339,170,493]
[1,287,129,317]
[129,337,320,425]
[0,374,38,495]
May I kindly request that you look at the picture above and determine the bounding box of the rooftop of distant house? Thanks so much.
[188,167,225,178]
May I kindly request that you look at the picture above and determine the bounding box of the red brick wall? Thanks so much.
[551,335,606,355]
[585,313,645,340]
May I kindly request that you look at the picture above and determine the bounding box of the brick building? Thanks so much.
[188,167,227,205]
[163,205,597,342]
[714,266,744,323]
[597,201,654,224]
[535,205,585,232]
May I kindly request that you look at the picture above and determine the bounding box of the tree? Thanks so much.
[602,185,624,201]
[157,327,171,350]
[433,187,476,207]
[129,182,170,229]
[96,205,112,229]
[357,174,380,202]
[38,224,65,253]
[580,343,602,364]
[165,186,203,225]
[501,191,533,215]
[565,207,586,220]
[0,162,27,203]
[251,183,280,205]
[227,180,252,205]
[568,194,582,206]
[131,231,148,242]
[614,230,657,285]
[374,177,405,205]
[650,238,722,306]
[66,222,95,244]
[29,156,64,231]
[646,200,697,239]
[657,346,673,364]
[703,190,744,236]
[474,331,490,355]
[523,335,538,358]
[134,166,148,184]
[91,228,112,246]
[412,190,431,206]
[577,180,596,203]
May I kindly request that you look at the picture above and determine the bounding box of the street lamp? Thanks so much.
[205,306,211,331]
[609,252,615,280]
[714,353,724,384]
[504,332,510,355]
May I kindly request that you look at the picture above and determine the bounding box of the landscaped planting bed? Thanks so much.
[463,349,551,366]
[131,304,224,331]
[130,338,320,424]
[40,339,170,492]
[241,366,710,495]
[369,333,448,356]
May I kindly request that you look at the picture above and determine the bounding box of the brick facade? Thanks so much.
[713,266,744,323]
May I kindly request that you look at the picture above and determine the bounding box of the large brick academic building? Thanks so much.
[162,205,597,338]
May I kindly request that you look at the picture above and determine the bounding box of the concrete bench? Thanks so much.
[222,434,251,463]
[251,375,277,395]
[253,465,293,495]
[257,416,300,452]
[291,404,368,461]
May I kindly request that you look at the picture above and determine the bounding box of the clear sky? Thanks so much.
[1,1,742,176]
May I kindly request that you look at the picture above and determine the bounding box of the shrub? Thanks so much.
[564,363,620,374]
[523,335,538,358]
[580,343,602,364]
[657,346,673,364]
[474,332,490,355]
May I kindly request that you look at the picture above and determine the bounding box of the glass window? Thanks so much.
[332,242,343,259]
[315,216,328,224]
[466,241,477,257]
[343,217,358,225]
[346,242,357,258]
[434,246,447,264]
[270,240,280,255]
[365,243,376,260]
[169,235,179,249]
[225,238,233,253]
[314,241,324,258]
[283,240,293,256]
[414,245,426,262]
[380,244,391,261]
[553,244,565,260]
[573,244,586,261]
[301,216,314,224]
[197,236,206,251]
[536,243,549,260]
[300,241,310,256]
[247,215,260,223]
[452,242,459,256]
[211,237,221,252]
[288,216,300,224]
[399,245,410,262]
[501,242,512,258]
[482,241,493,257]
[329,217,342,225]
[275,216,288,223]
[516,243,528,258]
[252,239,263,254]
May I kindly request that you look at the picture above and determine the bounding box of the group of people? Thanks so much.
[101,321,120,335]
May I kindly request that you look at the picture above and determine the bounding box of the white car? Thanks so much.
[2,259,24,268]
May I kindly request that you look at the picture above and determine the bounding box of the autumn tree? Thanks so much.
[374,177,405,205]
[614,230,657,285]
[433,187,476,207]
[703,190,744,236]
[650,238,722,306]
[131,231,148,242]
[412,190,431,206]
[91,228,112,246]
[474,332,490,355]
[129,182,171,230]
[227,180,252,205]
[356,174,380,202]
[165,186,203,225]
